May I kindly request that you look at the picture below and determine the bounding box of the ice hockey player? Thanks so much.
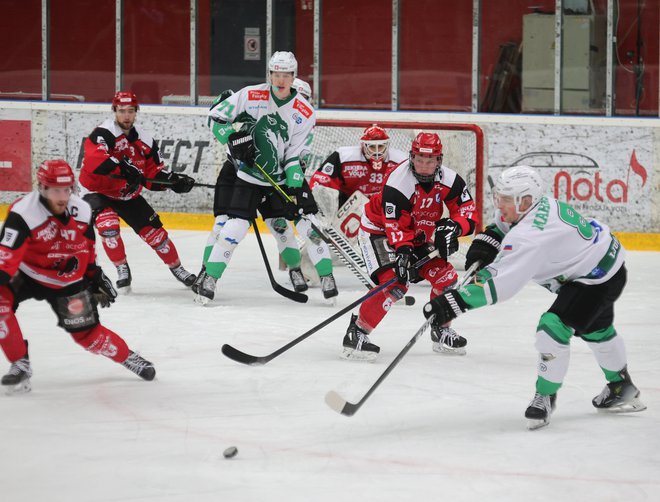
[79,91,197,293]
[194,51,335,303]
[423,165,646,429]
[342,132,477,361]
[0,160,156,393]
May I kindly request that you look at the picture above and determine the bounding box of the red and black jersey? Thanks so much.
[79,118,166,200]
[361,161,478,250]
[309,146,407,204]
[0,192,98,289]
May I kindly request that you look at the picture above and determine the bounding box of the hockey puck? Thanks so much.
[223,446,238,459]
[404,296,416,306]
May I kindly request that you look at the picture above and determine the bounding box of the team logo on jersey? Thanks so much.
[293,99,312,118]
[0,320,8,340]
[36,221,58,242]
[460,187,471,202]
[248,90,269,101]
[0,228,18,248]
[385,202,396,219]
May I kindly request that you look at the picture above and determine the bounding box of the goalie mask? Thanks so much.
[494,165,544,216]
[269,51,298,77]
[410,132,443,183]
[360,125,390,171]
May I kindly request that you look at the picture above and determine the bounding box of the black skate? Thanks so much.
[289,267,309,293]
[191,265,207,294]
[2,344,32,395]
[170,264,197,287]
[121,351,156,381]
[525,392,557,430]
[193,272,217,305]
[341,314,380,362]
[430,323,467,355]
[116,262,132,294]
[320,273,339,299]
[592,366,646,413]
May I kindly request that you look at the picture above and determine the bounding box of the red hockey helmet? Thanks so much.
[410,132,443,182]
[360,124,390,169]
[112,91,139,111]
[37,160,75,188]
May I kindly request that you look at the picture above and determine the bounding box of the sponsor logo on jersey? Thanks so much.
[321,163,334,175]
[343,164,368,177]
[36,221,58,242]
[293,99,312,118]
[0,320,8,339]
[0,250,11,259]
[248,90,269,101]
[67,298,85,315]
[385,202,396,219]
[460,187,471,202]
[0,228,18,248]
[292,112,302,125]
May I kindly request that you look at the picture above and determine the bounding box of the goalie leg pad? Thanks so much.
[70,324,130,362]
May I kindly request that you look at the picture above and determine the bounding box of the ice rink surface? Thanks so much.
[2,229,659,502]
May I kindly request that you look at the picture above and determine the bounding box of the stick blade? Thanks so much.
[325,390,357,416]
[221,344,266,366]
[273,284,308,303]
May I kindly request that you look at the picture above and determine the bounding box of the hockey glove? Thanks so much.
[409,243,435,283]
[434,218,462,260]
[394,246,414,284]
[282,193,304,221]
[465,226,503,270]
[168,173,196,193]
[228,131,256,166]
[209,89,234,109]
[90,268,117,308]
[423,289,469,325]
[118,157,145,190]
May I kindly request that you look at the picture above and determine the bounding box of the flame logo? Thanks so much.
[628,150,647,188]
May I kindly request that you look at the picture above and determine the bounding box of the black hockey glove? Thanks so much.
[168,173,196,193]
[394,246,414,284]
[118,157,145,190]
[409,243,435,283]
[90,268,117,308]
[423,289,469,324]
[465,226,503,270]
[228,130,256,166]
[209,89,234,109]
[434,218,462,260]
[283,190,304,220]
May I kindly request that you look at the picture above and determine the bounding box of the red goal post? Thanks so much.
[306,120,485,232]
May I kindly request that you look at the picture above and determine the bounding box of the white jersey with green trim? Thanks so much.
[207,83,315,187]
[461,196,625,309]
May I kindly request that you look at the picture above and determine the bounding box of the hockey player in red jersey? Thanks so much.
[79,91,197,293]
[0,160,156,393]
[341,132,478,361]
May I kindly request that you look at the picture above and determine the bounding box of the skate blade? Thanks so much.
[193,294,211,306]
[526,417,550,430]
[323,296,338,307]
[596,397,647,414]
[432,343,467,356]
[340,348,378,362]
[4,379,32,395]
[117,285,132,295]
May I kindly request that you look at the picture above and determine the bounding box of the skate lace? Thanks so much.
[171,265,192,280]
[290,269,305,286]
[530,393,550,410]
[438,327,459,343]
[8,358,32,378]
[355,332,372,350]
[202,274,217,289]
[116,263,130,280]
[321,274,336,291]
[123,353,149,372]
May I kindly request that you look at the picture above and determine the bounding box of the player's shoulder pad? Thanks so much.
[438,165,458,188]
[292,97,314,120]
[385,161,417,199]
[336,145,363,162]
[388,148,409,163]
[132,124,155,147]
[10,192,50,230]
[68,194,93,225]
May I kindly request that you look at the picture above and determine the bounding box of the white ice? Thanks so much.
[2,229,659,502]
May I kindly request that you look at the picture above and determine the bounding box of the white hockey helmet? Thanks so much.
[292,78,312,100]
[269,51,298,77]
[494,165,544,214]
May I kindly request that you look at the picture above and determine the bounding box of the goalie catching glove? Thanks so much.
[434,218,461,260]
[423,289,469,325]
[228,130,256,166]
[465,225,503,270]
[89,268,117,308]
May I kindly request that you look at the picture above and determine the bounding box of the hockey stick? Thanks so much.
[324,260,481,417]
[252,220,308,304]
[109,173,215,189]
[221,250,440,366]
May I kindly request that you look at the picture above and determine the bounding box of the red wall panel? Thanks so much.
[0,121,32,192]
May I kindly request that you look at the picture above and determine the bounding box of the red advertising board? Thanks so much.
[0,121,32,192]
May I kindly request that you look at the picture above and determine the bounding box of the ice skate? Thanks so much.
[320,273,339,300]
[288,267,309,293]
[121,351,156,381]
[430,324,467,355]
[193,273,217,305]
[170,264,197,287]
[525,392,557,430]
[2,352,33,395]
[592,366,646,413]
[341,314,380,362]
[115,262,132,294]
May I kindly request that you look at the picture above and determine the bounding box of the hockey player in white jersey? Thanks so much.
[194,51,335,303]
[423,165,646,429]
